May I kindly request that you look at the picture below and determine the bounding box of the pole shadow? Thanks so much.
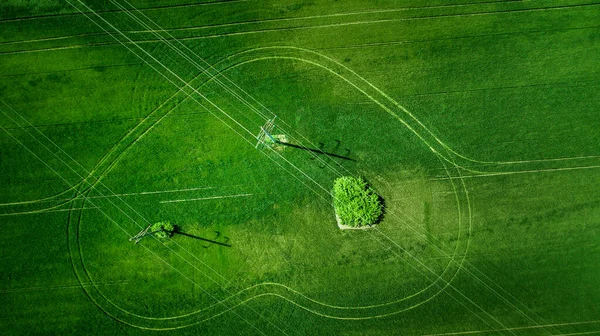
[173,227,231,247]
[277,141,356,162]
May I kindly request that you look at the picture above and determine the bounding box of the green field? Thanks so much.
[1,0,599,335]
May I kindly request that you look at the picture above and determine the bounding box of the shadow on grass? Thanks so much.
[278,141,356,162]
[172,226,231,248]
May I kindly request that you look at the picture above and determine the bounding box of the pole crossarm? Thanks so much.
[255,116,277,149]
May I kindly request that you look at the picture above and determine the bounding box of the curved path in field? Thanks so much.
[3,44,598,330]
[3,45,597,329]
[61,46,473,330]
[3,45,598,330]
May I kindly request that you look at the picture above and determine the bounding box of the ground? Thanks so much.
[0,1,599,335]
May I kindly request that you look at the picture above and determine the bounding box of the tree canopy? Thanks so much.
[332,176,383,227]
[151,221,175,240]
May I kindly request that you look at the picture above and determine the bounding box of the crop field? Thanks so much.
[1,0,599,335]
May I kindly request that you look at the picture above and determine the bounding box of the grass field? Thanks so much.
[1,0,599,335]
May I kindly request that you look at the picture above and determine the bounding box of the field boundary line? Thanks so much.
[0,206,98,217]
[0,0,248,23]
[0,280,129,293]
[432,164,600,180]
[0,0,529,44]
[4,2,600,55]
[159,193,252,204]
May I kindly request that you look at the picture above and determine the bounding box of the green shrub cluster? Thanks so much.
[332,176,383,227]
[151,221,175,240]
